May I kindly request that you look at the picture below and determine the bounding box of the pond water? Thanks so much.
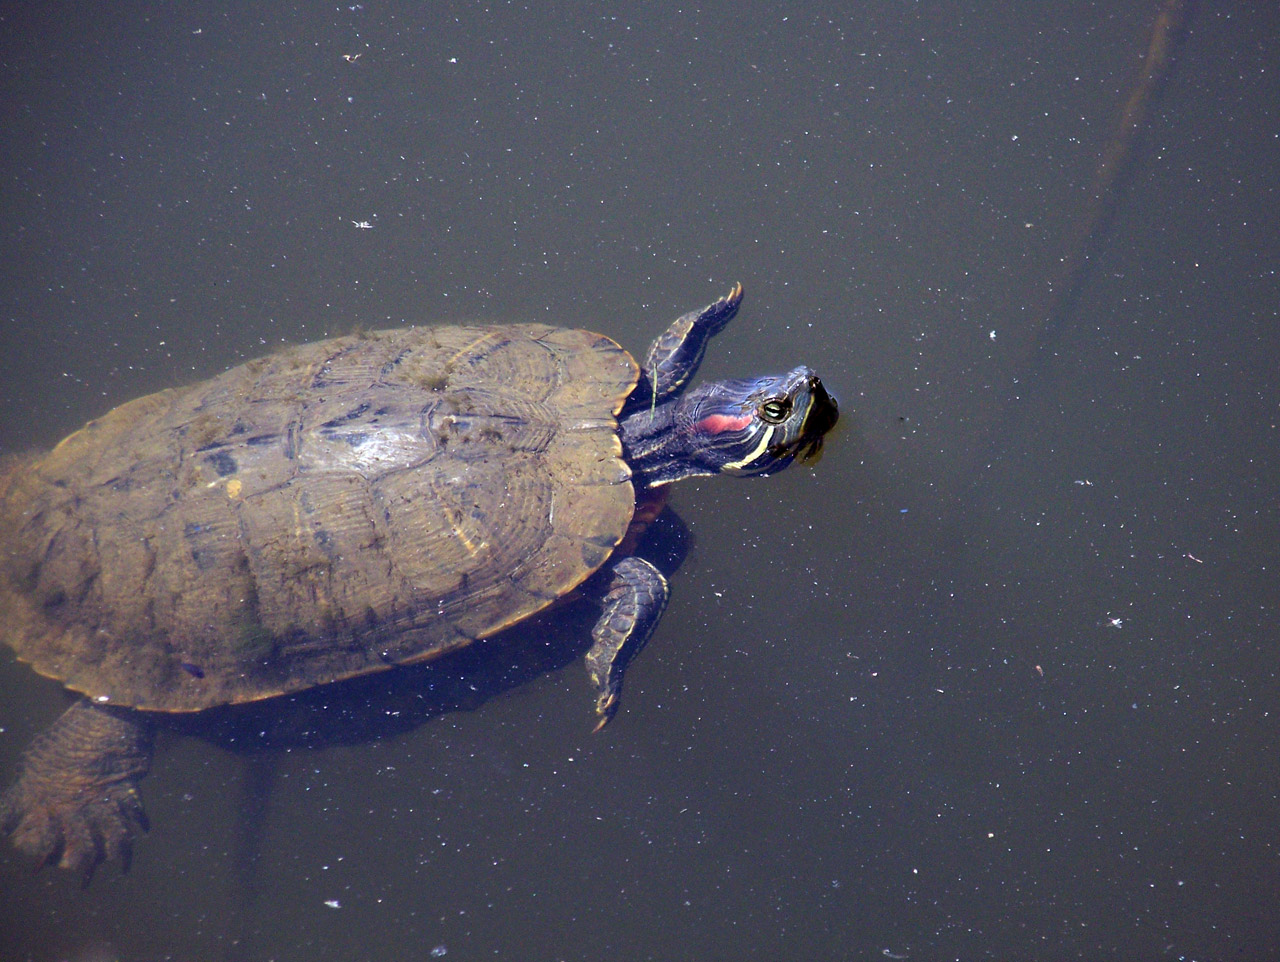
[2,2,1277,960]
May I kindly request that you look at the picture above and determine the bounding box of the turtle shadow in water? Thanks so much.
[177,590,609,962]
[153,506,688,959]
[172,505,691,755]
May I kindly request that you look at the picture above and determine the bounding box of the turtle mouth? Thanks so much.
[769,375,838,464]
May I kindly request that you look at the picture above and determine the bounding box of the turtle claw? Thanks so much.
[1,701,153,880]
[0,793,56,870]
[592,693,619,733]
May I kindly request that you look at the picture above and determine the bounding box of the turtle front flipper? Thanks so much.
[585,556,669,730]
[640,282,743,402]
[1,700,153,880]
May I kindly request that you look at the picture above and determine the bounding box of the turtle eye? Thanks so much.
[759,397,792,424]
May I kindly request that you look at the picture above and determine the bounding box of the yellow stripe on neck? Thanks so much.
[722,425,774,472]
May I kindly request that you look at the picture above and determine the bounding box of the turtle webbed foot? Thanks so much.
[585,556,669,730]
[641,282,744,401]
[1,701,153,881]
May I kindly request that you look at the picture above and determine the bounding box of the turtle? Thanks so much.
[0,282,837,878]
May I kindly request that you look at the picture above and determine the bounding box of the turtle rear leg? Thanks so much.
[1,699,153,880]
[641,282,743,402]
[585,556,669,730]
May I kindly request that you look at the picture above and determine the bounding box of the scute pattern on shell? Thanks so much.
[0,325,640,710]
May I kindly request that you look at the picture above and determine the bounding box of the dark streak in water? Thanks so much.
[1036,0,1196,359]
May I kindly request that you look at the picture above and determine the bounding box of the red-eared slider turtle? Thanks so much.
[0,283,837,877]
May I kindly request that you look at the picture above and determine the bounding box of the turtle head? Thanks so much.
[622,366,838,486]
[687,366,839,477]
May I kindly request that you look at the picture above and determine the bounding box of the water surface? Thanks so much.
[2,2,1277,959]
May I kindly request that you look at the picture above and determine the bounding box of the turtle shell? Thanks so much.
[0,325,640,711]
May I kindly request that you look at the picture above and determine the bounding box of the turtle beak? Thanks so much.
[790,374,838,462]
[766,368,838,465]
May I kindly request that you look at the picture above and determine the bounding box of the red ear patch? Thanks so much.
[697,412,754,435]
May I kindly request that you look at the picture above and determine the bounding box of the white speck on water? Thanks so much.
[430,946,448,957]
[324,899,341,909]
